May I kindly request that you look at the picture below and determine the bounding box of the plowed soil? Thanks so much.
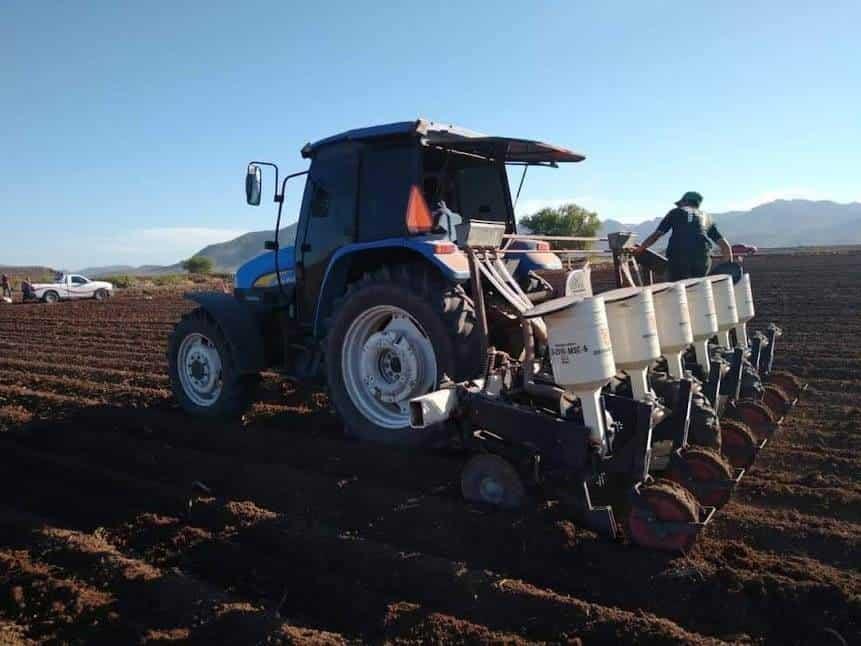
[0,253,859,645]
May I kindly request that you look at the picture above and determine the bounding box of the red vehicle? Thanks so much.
[732,243,758,256]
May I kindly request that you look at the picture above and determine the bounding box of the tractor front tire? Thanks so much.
[167,308,258,420]
[325,264,481,447]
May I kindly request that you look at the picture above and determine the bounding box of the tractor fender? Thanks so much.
[312,239,470,338]
[184,292,265,373]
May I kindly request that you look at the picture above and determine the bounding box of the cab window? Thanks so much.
[421,147,512,242]
[358,144,417,241]
[455,166,508,224]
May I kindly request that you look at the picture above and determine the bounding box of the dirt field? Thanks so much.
[0,253,858,645]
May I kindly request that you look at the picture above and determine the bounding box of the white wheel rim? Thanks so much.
[341,305,438,429]
[177,333,223,407]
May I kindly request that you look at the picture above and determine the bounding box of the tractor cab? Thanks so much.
[177,119,587,444]
[237,120,585,331]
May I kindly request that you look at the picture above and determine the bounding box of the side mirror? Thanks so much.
[245,164,262,206]
[264,240,278,251]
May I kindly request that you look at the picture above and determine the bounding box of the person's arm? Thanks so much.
[633,211,673,255]
[715,237,733,262]
[707,223,732,262]
[633,230,663,254]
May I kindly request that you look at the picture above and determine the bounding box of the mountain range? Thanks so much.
[78,200,861,276]
[78,224,299,277]
[598,199,861,249]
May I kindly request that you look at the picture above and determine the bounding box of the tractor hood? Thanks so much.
[235,245,296,290]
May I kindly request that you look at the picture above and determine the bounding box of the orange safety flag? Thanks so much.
[405,185,433,234]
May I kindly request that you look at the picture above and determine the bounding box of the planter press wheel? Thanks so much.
[765,370,804,402]
[762,383,793,417]
[720,419,758,470]
[667,446,736,508]
[626,479,701,552]
[729,399,777,441]
[461,454,526,510]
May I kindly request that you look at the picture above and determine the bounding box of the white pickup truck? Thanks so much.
[25,273,114,304]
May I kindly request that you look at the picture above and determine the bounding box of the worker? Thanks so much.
[0,274,11,299]
[21,276,33,301]
[633,191,732,280]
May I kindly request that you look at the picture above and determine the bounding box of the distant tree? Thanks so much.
[182,256,214,274]
[520,203,601,249]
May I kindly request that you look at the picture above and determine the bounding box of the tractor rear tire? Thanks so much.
[325,263,481,446]
[167,307,258,420]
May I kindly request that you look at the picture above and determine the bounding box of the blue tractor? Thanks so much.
[167,120,804,549]
[167,120,580,445]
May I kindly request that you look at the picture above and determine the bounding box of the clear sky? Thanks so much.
[2,1,859,269]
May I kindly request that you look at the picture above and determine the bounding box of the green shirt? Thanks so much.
[657,206,723,260]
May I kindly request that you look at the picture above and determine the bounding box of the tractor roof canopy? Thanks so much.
[301,119,585,164]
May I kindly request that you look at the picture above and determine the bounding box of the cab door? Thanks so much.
[295,143,358,327]
[68,275,92,299]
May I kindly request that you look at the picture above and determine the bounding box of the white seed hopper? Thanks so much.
[682,277,719,374]
[733,273,755,348]
[708,275,740,349]
[599,286,662,401]
[649,282,694,379]
[538,295,616,449]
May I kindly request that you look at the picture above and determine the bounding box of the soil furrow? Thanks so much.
[0,442,721,644]
[0,507,349,645]
[3,428,856,642]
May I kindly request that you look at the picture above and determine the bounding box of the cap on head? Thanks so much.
[676,191,703,207]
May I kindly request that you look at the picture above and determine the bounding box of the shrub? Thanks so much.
[152,274,185,287]
[101,274,134,289]
[520,203,601,249]
[182,256,214,274]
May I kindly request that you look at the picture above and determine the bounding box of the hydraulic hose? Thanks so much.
[478,253,548,346]
[489,251,548,343]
